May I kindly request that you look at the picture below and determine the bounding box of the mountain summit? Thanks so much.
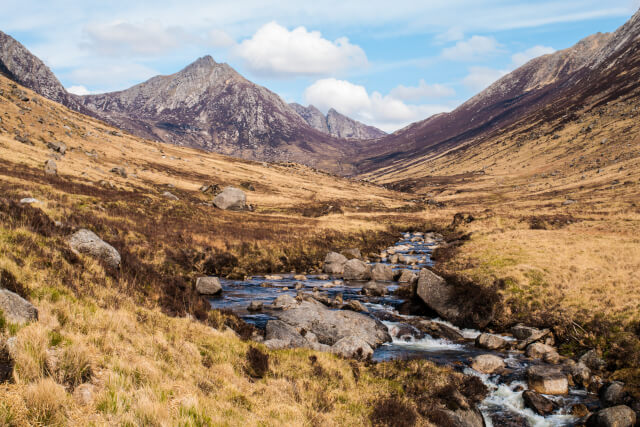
[290,103,386,139]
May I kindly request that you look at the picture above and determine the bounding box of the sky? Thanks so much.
[1,1,639,132]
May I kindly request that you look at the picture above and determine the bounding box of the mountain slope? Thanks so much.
[356,29,617,173]
[76,56,357,172]
[290,103,386,139]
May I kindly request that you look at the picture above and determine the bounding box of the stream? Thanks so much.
[208,232,599,426]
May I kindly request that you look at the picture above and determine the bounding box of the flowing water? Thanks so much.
[208,232,599,426]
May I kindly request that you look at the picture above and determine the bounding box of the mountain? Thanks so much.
[0,30,83,110]
[76,56,358,172]
[362,9,640,189]
[290,103,386,139]
[355,28,619,173]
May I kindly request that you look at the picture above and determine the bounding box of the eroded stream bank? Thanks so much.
[207,232,633,426]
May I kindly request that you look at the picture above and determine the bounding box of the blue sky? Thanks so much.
[1,1,638,132]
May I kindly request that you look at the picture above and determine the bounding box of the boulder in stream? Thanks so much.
[195,277,222,295]
[586,405,636,427]
[527,365,569,395]
[471,354,505,374]
[361,281,387,296]
[475,333,508,350]
[323,252,348,275]
[343,259,371,281]
[370,263,394,281]
[522,390,557,415]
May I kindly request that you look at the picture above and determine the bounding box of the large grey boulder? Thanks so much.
[437,408,486,427]
[213,187,246,211]
[471,354,505,374]
[265,320,308,347]
[370,263,394,281]
[416,268,495,328]
[275,299,390,348]
[195,277,222,295]
[475,333,508,350]
[323,252,348,275]
[343,259,371,281]
[68,229,121,269]
[586,406,636,427]
[0,289,38,324]
[527,365,568,395]
[331,336,373,359]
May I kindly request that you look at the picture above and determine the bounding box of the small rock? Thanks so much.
[44,159,57,175]
[601,382,627,407]
[0,289,38,325]
[586,405,635,427]
[345,300,368,313]
[475,333,508,350]
[471,354,505,374]
[323,252,348,275]
[47,141,67,155]
[571,403,590,417]
[361,281,387,297]
[331,336,373,360]
[247,301,263,312]
[343,259,371,281]
[397,269,418,284]
[73,383,94,406]
[293,275,307,281]
[341,248,362,260]
[526,342,558,360]
[19,198,40,204]
[523,390,556,415]
[195,277,222,295]
[580,350,606,372]
[370,263,394,281]
[162,191,179,200]
[213,187,246,211]
[571,362,591,388]
[271,294,298,310]
[68,229,121,269]
[110,167,127,178]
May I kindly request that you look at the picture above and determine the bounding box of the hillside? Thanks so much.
[290,103,386,139]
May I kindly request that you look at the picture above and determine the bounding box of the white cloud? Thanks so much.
[511,45,555,68]
[436,27,464,43]
[66,85,92,95]
[66,63,158,91]
[304,78,455,132]
[234,22,367,77]
[442,35,501,61]
[82,21,194,56]
[389,79,455,101]
[207,29,235,48]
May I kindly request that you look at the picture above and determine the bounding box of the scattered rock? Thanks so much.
[271,294,298,310]
[370,263,394,281]
[323,252,348,275]
[361,281,387,297]
[110,167,127,178]
[44,159,57,175]
[601,382,628,407]
[526,342,558,360]
[213,187,246,211]
[0,289,38,325]
[586,405,635,427]
[580,350,606,372]
[343,259,371,281]
[437,408,486,427]
[527,365,568,395]
[195,277,222,295]
[331,336,373,360]
[47,141,66,154]
[69,229,121,269]
[475,333,508,350]
[162,191,179,200]
[571,362,591,388]
[341,248,362,259]
[293,274,307,281]
[471,354,505,374]
[397,269,418,284]
[345,300,368,313]
[571,403,590,418]
[523,390,557,415]
[19,198,40,204]
[409,320,464,342]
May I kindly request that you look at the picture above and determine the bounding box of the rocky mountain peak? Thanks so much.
[291,103,386,140]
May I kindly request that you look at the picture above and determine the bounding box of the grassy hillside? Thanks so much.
[0,74,480,425]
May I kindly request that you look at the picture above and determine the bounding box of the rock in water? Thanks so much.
[471,354,505,374]
[398,269,418,284]
[275,299,390,347]
[323,252,348,275]
[0,289,38,324]
[527,365,568,395]
[195,277,222,295]
[213,187,246,211]
[475,333,508,350]
[343,259,371,281]
[68,229,121,269]
[370,263,394,281]
[586,406,636,427]
[361,281,387,296]
[522,390,556,415]
[44,159,57,175]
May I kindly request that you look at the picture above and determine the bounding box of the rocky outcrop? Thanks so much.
[0,289,38,324]
[195,277,222,295]
[213,187,246,211]
[290,103,386,140]
[68,229,121,269]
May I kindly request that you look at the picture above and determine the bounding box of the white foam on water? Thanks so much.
[383,321,466,351]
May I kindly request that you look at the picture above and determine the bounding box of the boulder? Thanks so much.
[416,268,495,328]
[515,326,551,350]
[475,333,508,350]
[68,229,121,269]
[247,301,263,312]
[265,320,307,347]
[275,299,390,348]
[410,320,464,342]
[471,354,505,374]
[341,248,362,260]
[19,198,40,204]
[601,382,628,407]
[0,290,38,324]
[580,350,606,372]
[271,294,298,310]
[526,342,558,360]
[331,336,373,359]
[47,141,67,154]
[370,263,394,281]
[44,159,57,175]
[343,259,371,281]
[571,362,591,388]
[522,390,556,415]
[586,406,635,427]
[213,187,246,211]
[398,269,418,284]
[437,408,486,427]
[527,366,568,395]
[323,252,348,275]
[345,300,368,313]
[388,323,424,341]
[162,191,179,200]
[195,277,222,295]
[361,281,387,297]
[110,167,127,178]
